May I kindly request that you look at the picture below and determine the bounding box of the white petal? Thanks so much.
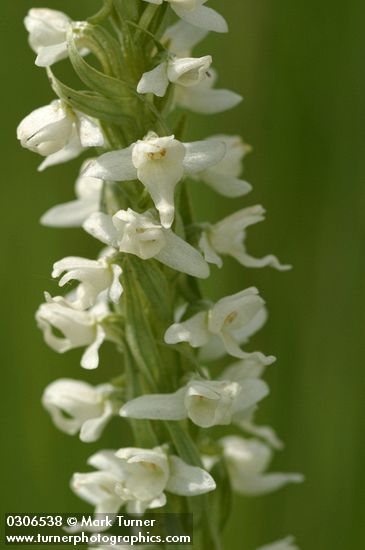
[164,311,209,347]
[233,307,269,345]
[137,62,169,97]
[221,332,269,360]
[183,139,226,174]
[77,114,105,147]
[24,8,70,48]
[239,420,284,450]
[38,127,83,171]
[88,449,125,478]
[209,288,264,334]
[81,325,106,370]
[177,87,242,114]
[163,20,208,56]
[133,136,186,228]
[221,356,275,381]
[52,256,99,278]
[234,252,292,271]
[120,388,186,421]
[232,379,269,416]
[199,231,223,267]
[35,42,68,67]
[202,172,252,197]
[155,230,210,278]
[41,378,95,436]
[109,264,123,303]
[167,455,216,496]
[17,101,67,145]
[168,56,212,87]
[80,402,114,443]
[83,213,119,248]
[233,472,304,496]
[41,197,99,227]
[83,148,136,181]
[185,380,240,427]
[172,5,228,33]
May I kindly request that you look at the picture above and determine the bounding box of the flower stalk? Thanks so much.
[18,1,302,549]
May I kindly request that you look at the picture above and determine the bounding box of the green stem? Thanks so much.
[75,6,224,549]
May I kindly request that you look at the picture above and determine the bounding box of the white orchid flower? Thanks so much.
[256,536,299,550]
[219,358,283,449]
[72,451,126,514]
[24,8,71,67]
[165,287,268,359]
[162,20,209,57]
[83,209,209,279]
[191,134,252,197]
[137,54,212,98]
[72,447,215,515]
[160,24,241,114]
[121,374,268,428]
[41,161,103,228]
[42,379,120,442]
[220,436,304,496]
[114,446,216,511]
[200,205,292,270]
[35,294,109,369]
[52,255,123,309]
[175,68,242,114]
[17,100,104,171]
[142,0,228,33]
[83,132,225,228]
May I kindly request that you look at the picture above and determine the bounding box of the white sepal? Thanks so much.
[169,1,228,33]
[137,62,170,97]
[166,455,216,495]
[175,69,242,114]
[162,20,208,57]
[142,1,227,33]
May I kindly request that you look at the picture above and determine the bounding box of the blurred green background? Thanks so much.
[1,1,364,548]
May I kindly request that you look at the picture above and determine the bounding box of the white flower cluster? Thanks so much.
[19,3,301,548]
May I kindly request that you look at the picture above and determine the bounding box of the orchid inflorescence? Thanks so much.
[18,2,302,549]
